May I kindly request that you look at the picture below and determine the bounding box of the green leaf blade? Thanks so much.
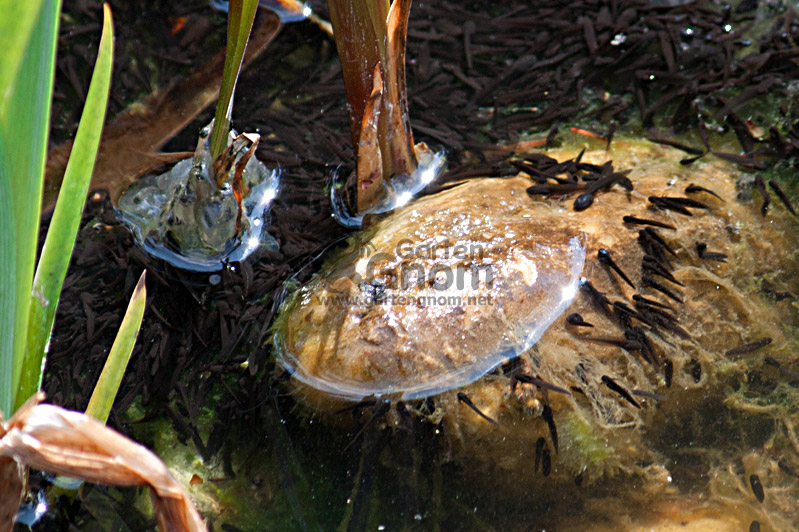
[0,0,46,117]
[85,271,147,423]
[209,0,260,159]
[16,3,114,411]
[0,142,17,417]
[0,0,62,416]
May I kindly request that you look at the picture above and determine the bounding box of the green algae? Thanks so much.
[558,411,622,481]
[121,402,321,531]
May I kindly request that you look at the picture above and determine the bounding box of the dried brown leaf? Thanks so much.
[1,394,206,532]
[329,0,419,212]
[0,456,24,532]
[383,0,416,177]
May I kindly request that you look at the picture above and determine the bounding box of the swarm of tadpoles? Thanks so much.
[8,0,799,529]
[269,1,799,530]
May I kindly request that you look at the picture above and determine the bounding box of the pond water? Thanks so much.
[262,140,799,532]
[34,0,799,531]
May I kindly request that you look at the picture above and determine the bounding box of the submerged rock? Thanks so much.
[279,178,585,401]
[273,140,799,529]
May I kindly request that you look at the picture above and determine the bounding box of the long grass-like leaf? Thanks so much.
[16,4,114,411]
[85,271,147,423]
[209,0,259,160]
[0,0,46,114]
[0,0,62,416]
[0,145,14,418]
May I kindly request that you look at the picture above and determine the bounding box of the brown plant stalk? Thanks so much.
[327,0,417,212]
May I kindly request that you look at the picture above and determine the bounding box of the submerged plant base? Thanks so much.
[116,123,279,272]
[330,145,446,228]
[273,139,799,529]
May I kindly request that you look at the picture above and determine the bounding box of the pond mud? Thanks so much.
[273,139,799,531]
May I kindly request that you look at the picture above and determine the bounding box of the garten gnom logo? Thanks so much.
[359,241,377,259]
[322,237,498,306]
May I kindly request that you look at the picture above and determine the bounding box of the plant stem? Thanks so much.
[327,0,416,212]
[208,0,259,161]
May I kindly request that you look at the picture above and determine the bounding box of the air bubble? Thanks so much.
[330,149,446,228]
